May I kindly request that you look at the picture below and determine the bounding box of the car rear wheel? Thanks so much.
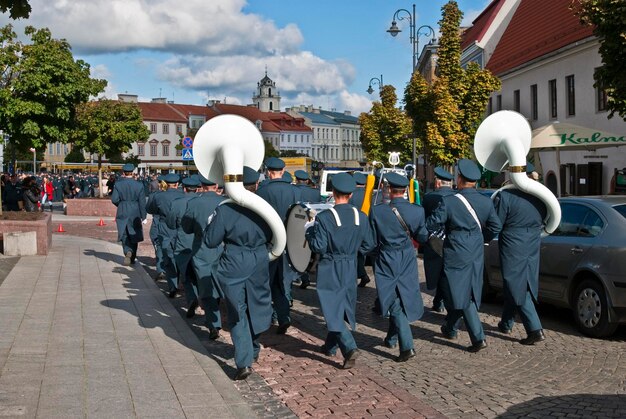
[572,279,618,338]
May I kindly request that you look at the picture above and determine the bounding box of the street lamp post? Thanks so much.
[367,75,384,95]
[387,4,436,71]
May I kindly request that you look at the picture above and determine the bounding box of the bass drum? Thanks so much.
[285,202,333,273]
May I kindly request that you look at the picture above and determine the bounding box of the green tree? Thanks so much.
[574,0,626,120]
[264,139,279,158]
[71,99,150,197]
[359,84,413,164]
[280,150,307,158]
[64,146,86,163]
[0,25,106,166]
[404,1,501,166]
[0,0,31,19]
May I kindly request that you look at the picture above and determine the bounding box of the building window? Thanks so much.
[137,144,145,156]
[162,142,170,156]
[48,143,54,155]
[513,90,520,112]
[150,123,157,134]
[530,84,538,120]
[496,95,502,111]
[150,143,157,156]
[56,143,61,155]
[566,75,575,116]
[549,79,557,119]
[162,124,169,134]
[176,124,182,134]
[488,97,493,115]
[597,86,608,112]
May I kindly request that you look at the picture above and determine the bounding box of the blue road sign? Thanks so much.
[182,148,194,161]
[182,136,193,148]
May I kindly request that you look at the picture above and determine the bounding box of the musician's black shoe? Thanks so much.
[276,322,291,335]
[358,275,371,288]
[167,289,179,299]
[497,321,512,334]
[467,340,488,353]
[319,344,336,356]
[342,349,360,369]
[234,367,252,381]
[520,329,545,345]
[440,325,458,340]
[299,279,310,289]
[208,328,220,340]
[396,349,416,363]
[383,339,397,349]
[186,300,198,318]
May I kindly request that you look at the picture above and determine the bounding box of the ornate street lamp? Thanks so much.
[367,75,384,95]
[387,4,436,71]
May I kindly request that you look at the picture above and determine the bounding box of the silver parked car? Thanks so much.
[484,196,626,338]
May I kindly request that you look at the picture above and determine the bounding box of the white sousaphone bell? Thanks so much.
[474,110,561,234]
[193,114,286,261]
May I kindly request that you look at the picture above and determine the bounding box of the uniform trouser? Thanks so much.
[384,293,414,352]
[121,235,138,259]
[441,276,485,344]
[192,259,222,330]
[176,252,197,305]
[227,285,260,369]
[356,253,367,279]
[269,258,290,326]
[323,328,357,358]
[433,287,444,310]
[500,285,542,334]
[153,241,164,274]
[161,244,178,293]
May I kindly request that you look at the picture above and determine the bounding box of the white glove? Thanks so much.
[142,219,148,225]
[304,220,315,232]
[306,208,317,220]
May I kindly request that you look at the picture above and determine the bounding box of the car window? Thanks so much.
[553,203,589,236]
[613,204,626,219]
[579,209,604,237]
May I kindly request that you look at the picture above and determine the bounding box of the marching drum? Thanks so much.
[285,202,333,273]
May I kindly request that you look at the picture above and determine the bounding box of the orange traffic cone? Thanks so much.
[56,224,66,233]
[97,218,106,226]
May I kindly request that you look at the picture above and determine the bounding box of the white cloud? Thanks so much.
[338,91,374,116]
[462,1,492,26]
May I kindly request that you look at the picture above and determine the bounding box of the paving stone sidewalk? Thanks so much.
[0,234,256,418]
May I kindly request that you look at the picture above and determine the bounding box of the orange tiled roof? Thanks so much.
[486,0,594,75]
[137,102,187,122]
[461,0,506,50]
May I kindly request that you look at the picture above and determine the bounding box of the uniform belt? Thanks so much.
[225,243,266,251]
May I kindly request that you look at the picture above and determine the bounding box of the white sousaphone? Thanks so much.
[193,114,286,261]
[474,110,561,234]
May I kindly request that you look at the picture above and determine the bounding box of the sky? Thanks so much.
[0,0,491,115]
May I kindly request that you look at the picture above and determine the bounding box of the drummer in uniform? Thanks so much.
[364,172,428,362]
[305,173,370,369]
[146,173,184,298]
[349,172,372,288]
[426,159,501,352]
[182,175,225,339]
[422,167,455,312]
[204,166,273,380]
[257,157,301,334]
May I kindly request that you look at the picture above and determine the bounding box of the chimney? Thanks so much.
[151,98,167,104]
[118,94,138,103]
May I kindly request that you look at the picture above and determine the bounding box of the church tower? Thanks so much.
[252,69,281,112]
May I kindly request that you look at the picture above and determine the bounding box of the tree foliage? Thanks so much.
[574,0,626,120]
[264,139,279,158]
[404,1,501,166]
[64,146,86,163]
[359,84,413,164]
[0,25,107,154]
[0,0,31,19]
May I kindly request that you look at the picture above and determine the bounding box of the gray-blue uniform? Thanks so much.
[426,159,501,349]
[111,164,146,264]
[148,180,165,278]
[166,177,200,306]
[182,177,225,332]
[306,173,369,366]
[204,167,273,374]
[494,187,547,335]
[146,174,185,294]
[422,167,456,311]
[365,173,428,358]
[256,157,301,330]
[294,170,321,203]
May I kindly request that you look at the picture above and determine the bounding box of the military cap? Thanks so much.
[265,157,285,170]
[434,166,453,181]
[294,170,309,181]
[385,172,409,188]
[157,175,164,182]
[164,173,180,184]
[352,172,367,185]
[243,166,260,185]
[182,177,200,188]
[457,159,481,182]
[282,171,293,182]
[526,161,535,174]
[122,163,135,172]
[331,172,356,194]
[197,174,215,186]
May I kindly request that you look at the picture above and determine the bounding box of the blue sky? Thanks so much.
[1,0,489,115]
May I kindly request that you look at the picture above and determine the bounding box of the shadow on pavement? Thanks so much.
[497,394,626,418]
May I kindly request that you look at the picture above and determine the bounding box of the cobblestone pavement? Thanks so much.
[54,217,626,418]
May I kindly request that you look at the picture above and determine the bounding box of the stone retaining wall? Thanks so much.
[0,213,52,255]
[65,198,116,217]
